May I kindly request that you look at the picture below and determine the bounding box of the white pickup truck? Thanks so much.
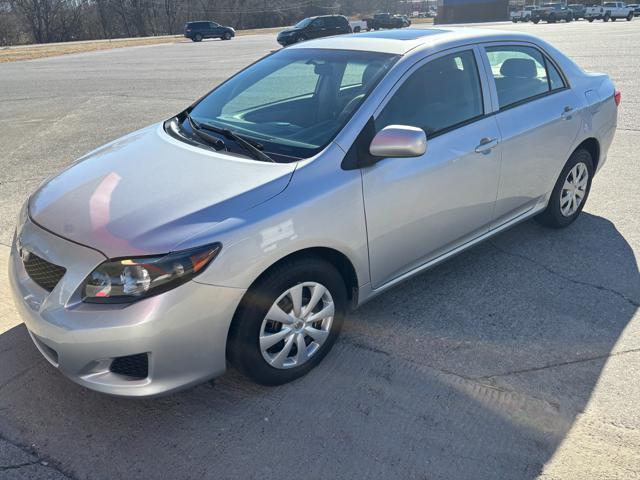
[348,19,368,32]
[510,5,536,21]
[602,1,635,20]
[585,5,606,21]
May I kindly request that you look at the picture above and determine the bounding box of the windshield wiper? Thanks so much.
[186,113,275,163]
[185,113,226,151]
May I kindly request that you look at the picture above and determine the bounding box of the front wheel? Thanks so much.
[533,18,540,23]
[588,17,594,22]
[353,26,361,32]
[535,148,594,229]
[627,12,633,20]
[612,16,617,21]
[603,13,610,21]
[227,258,347,386]
[222,32,232,40]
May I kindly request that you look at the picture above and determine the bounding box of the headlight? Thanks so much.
[81,243,221,303]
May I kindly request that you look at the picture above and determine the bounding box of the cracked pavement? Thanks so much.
[1,21,639,480]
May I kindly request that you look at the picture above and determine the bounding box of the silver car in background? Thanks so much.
[9,28,619,397]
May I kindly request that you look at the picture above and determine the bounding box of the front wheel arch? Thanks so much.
[233,247,360,321]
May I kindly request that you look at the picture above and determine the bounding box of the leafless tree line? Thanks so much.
[0,0,409,46]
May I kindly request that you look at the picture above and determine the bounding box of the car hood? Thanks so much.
[29,124,296,258]
[278,27,299,35]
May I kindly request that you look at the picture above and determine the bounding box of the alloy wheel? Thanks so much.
[560,162,589,216]
[259,282,334,369]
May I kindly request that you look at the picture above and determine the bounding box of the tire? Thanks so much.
[222,32,232,40]
[588,18,594,22]
[535,148,594,229]
[627,12,633,20]
[604,13,611,21]
[193,33,202,42]
[227,257,347,386]
[354,26,361,33]
[612,16,617,21]
[533,18,540,23]
[512,18,518,23]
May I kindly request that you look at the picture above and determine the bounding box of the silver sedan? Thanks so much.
[9,28,619,397]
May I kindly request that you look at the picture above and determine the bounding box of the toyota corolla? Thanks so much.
[10,28,619,397]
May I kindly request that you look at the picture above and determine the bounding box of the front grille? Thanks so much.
[22,251,66,292]
[110,353,149,380]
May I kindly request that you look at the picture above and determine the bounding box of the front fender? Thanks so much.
[180,143,371,291]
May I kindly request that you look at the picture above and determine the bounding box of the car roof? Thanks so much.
[288,27,545,55]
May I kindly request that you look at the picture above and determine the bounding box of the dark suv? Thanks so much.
[531,3,574,22]
[277,15,351,46]
[184,21,235,42]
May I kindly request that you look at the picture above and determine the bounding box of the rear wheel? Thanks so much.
[227,258,347,386]
[354,26,361,32]
[604,13,610,21]
[533,18,540,23]
[193,33,203,42]
[535,148,594,229]
[612,16,617,21]
[588,17,594,22]
[512,18,518,22]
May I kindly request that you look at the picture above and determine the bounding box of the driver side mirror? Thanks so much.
[369,125,427,158]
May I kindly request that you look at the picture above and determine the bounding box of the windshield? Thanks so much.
[186,48,398,162]
[294,18,312,28]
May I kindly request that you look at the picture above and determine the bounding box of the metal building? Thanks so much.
[435,0,510,23]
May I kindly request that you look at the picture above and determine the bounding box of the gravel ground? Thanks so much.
[0,21,639,480]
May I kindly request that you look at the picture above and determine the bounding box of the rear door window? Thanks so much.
[484,45,557,109]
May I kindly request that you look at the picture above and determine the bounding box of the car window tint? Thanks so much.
[376,50,484,138]
[221,61,319,115]
[546,59,565,90]
[485,45,551,109]
[313,18,325,27]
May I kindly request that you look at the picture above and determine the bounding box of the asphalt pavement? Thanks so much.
[0,21,639,479]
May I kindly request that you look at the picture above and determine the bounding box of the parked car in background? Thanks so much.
[568,3,587,18]
[628,4,640,15]
[364,12,408,30]
[184,21,235,42]
[10,28,619,396]
[511,5,537,21]
[585,5,606,20]
[602,1,635,20]
[349,19,368,33]
[277,15,351,46]
[531,3,574,22]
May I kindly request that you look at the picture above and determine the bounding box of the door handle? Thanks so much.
[475,137,499,154]
[561,105,574,120]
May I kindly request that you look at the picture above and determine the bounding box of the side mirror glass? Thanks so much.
[369,125,427,158]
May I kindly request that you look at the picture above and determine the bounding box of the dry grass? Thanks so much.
[0,35,184,63]
[0,20,434,63]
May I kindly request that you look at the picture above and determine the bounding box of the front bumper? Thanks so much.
[9,218,246,397]
[277,35,295,46]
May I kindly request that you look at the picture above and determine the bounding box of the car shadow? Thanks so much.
[0,212,637,479]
